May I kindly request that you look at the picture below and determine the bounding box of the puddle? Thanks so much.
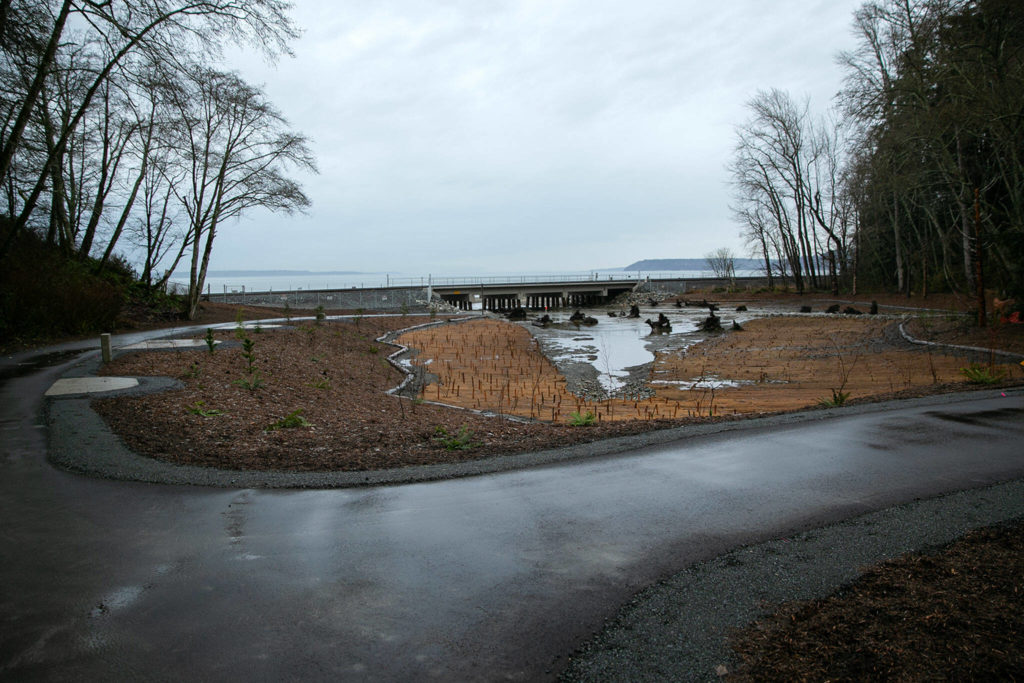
[651,377,748,389]
[0,349,86,382]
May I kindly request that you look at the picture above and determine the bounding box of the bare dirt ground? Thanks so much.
[398,311,1022,421]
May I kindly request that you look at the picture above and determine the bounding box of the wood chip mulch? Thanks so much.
[727,520,1024,681]
[93,316,690,472]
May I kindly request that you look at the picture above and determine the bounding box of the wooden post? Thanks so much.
[100,333,111,363]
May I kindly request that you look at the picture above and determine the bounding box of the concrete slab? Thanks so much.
[209,323,285,331]
[119,339,218,350]
[45,377,139,396]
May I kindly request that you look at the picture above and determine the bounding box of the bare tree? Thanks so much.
[1,0,300,259]
[705,247,737,284]
[730,89,854,295]
[164,66,316,319]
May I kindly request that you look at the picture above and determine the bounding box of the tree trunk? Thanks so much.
[974,188,986,328]
[0,0,72,183]
[892,190,905,294]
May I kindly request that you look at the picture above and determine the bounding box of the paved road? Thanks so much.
[2,336,1023,680]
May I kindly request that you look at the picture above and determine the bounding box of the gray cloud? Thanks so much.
[213,0,863,275]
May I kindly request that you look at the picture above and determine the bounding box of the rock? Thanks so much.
[826,304,840,314]
[609,288,680,308]
[732,320,744,331]
[627,305,640,319]
[533,314,552,327]
[800,305,812,313]
[506,307,527,320]
[735,305,747,312]
[844,306,863,315]
[870,300,879,315]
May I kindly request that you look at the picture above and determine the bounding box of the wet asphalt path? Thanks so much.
[1,335,1023,680]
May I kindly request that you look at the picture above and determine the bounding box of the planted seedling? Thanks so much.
[234,309,247,340]
[233,370,265,391]
[960,363,1005,385]
[818,388,851,408]
[187,401,224,417]
[432,425,480,451]
[267,409,312,431]
[204,328,216,354]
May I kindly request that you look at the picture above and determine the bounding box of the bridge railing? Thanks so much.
[391,272,735,288]
[389,274,634,288]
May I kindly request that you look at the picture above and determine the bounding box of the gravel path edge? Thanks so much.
[559,478,1024,682]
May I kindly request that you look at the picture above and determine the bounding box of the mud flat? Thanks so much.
[398,306,1024,420]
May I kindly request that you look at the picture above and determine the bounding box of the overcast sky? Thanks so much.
[212,0,865,275]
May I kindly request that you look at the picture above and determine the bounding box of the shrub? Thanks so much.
[267,409,312,430]
[568,410,596,426]
[818,389,851,408]
[432,425,480,450]
[960,364,1006,385]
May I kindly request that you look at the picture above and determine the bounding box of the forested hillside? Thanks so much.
[730,0,1022,318]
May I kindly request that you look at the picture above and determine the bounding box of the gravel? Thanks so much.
[560,479,1024,681]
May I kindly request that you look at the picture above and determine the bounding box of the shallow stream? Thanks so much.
[519,304,758,397]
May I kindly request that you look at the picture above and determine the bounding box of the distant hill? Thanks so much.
[622,258,763,271]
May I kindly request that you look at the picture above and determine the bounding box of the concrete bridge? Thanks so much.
[430,275,642,311]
